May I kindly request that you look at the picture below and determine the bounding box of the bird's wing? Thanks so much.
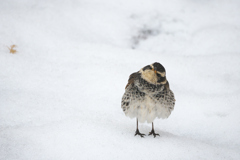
[125,72,139,89]
[155,89,175,109]
[122,72,144,113]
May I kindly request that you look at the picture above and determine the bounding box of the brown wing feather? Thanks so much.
[164,81,170,91]
[125,72,138,89]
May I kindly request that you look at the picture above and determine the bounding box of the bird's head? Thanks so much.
[139,62,167,85]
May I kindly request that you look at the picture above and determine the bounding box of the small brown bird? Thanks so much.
[121,62,175,137]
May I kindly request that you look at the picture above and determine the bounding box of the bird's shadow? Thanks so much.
[139,124,178,139]
[115,120,178,139]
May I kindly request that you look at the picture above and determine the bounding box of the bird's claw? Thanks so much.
[135,129,145,138]
[148,130,160,138]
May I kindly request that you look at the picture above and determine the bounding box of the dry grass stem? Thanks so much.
[7,44,17,54]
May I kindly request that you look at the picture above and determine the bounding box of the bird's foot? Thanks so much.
[135,129,145,138]
[148,129,160,138]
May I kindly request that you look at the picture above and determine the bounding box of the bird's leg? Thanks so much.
[134,118,145,137]
[149,122,160,138]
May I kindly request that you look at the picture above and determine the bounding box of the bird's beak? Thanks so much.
[152,68,157,74]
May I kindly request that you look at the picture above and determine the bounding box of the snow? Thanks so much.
[1,0,240,159]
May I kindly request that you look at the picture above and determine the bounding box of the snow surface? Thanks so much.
[1,0,240,159]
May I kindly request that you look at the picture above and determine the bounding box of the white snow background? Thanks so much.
[1,0,240,159]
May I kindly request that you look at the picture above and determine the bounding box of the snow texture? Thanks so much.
[0,0,240,159]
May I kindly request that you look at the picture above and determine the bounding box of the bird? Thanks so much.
[121,62,175,138]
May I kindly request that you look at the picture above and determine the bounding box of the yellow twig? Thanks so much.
[7,44,17,54]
